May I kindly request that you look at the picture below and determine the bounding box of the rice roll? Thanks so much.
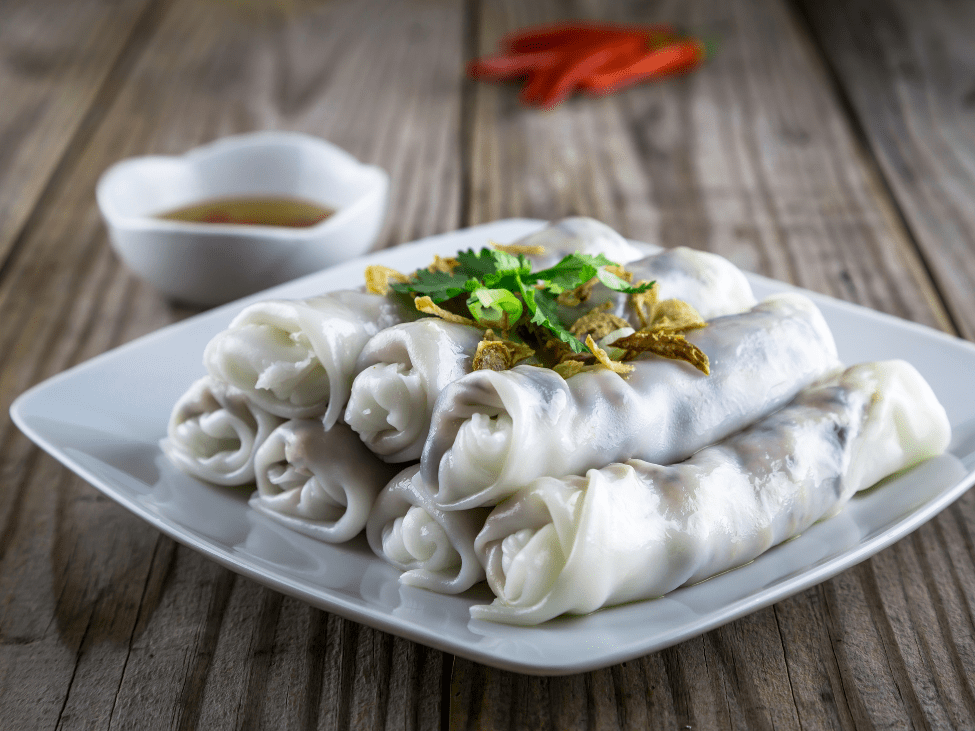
[249,419,399,543]
[515,216,646,266]
[203,290,413,427]
[422,293,840,510]
[346,320,485,462]
[366,464,489,593]
[471,360,951,625]
[345,246,756,463]
[162,376,283,486]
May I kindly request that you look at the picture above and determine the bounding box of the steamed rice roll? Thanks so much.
[249,419,399,543]
[345,246,756,463]
[422,293,840,510]
[472,360,951,624]
[162,376,283,486]
[204,290,413,427]
[366,464,489,593]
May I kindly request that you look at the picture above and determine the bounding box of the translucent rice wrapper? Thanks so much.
[472,360,951,625]
[366,464,490,594]
[345,245,755,464]
[422,293,840,510]
[515,216,646,267]
[204,290,413,427]
[249,419,399,543]
[162,375,283,486]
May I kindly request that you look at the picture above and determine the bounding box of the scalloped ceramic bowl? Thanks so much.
[96,131,389,306]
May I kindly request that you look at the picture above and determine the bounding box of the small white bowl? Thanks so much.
[96,131,389,306]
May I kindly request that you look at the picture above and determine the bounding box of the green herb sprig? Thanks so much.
[391,248,653,353]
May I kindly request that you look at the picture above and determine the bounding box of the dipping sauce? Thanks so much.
[157,196,334,228]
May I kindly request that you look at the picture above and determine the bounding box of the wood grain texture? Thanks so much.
[1,0,974,727]
[796,0,975,340]
[465,0,951,332]
[0,0,159,267]
[0,0,463,727]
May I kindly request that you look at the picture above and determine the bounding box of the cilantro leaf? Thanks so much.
[518,280,587,353]
[392,245,645,357]
[456,248,530,281]
[532,253,613,292]
[596,268,656,294]
[390,268,469,302]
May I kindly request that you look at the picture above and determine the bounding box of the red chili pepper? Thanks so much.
[466,21,708,107]
[580,38,706,95]
[501,22,613,53]
[467,50,564,81]
[500,22,674,53]
[469,24,660,82]
[525,35,648,108]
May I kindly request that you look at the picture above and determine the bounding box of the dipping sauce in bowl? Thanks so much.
[96,131,389,306]
[157,196,335,228]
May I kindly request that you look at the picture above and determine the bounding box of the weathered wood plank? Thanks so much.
[771,589,856,730]
[0,0,464,728]
[0,0,159,266]
[796,0,975,340]
[792,0,975,726]
[3,0,975,727]
[468,0,950,328]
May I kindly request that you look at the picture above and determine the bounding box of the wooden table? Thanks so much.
[3,0,975,727]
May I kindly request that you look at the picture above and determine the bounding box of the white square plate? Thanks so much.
[11,219,975,675]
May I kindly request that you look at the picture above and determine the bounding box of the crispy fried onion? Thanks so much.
[569,302,630,341]
[552,359,587,379]
[365,265,410,295]
[605,264,633,282]
[648,299,707,332]
[555,290,711,377]
[492,240,547,257]
[585,335,635,376]
[630,285,658,329]
[427,255,459,273]
[413,296,477,326]
[631,286,706,332]
[551,312,635,377]
[610,330,710,375]
[472,330,535,372]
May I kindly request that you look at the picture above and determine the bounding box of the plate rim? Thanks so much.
[11,218,975,675]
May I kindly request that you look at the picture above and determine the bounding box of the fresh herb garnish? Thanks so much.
[366,243,712,376]
[389,247,654,353]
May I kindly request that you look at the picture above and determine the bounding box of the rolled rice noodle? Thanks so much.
[346,246,756,463]
[472,360,951,624]
[423,293,840,510]
[515,216,646,267]
[162,376,283,486]
[366,464,489,593]
[249,419,399,543]
[204,290,412,427]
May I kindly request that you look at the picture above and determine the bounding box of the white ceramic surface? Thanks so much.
[11,219,975,675]
[96,131,389,306]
